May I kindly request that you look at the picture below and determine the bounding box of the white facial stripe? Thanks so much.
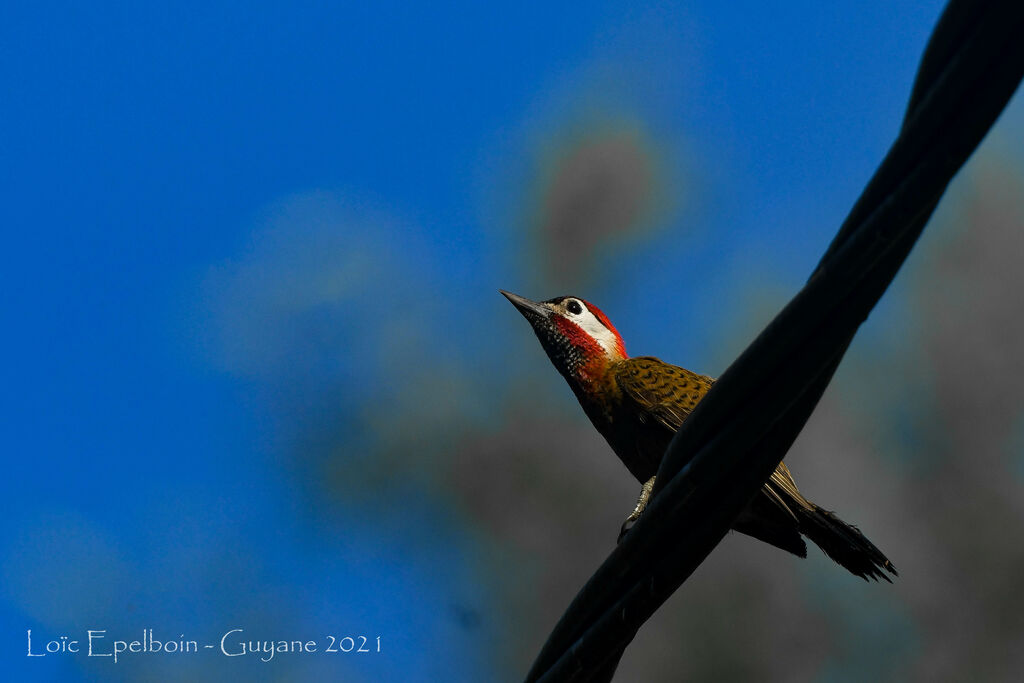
[571,301,620,356]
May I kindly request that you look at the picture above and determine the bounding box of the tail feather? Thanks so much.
[798,505,897,582]
[733,514,808,559]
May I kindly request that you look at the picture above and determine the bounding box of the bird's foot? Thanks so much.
[618,476,657,543]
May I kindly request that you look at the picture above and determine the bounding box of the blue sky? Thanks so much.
[4,1,988,680]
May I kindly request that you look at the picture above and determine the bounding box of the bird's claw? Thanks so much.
[617,514,639,544]
[617,476,656,544]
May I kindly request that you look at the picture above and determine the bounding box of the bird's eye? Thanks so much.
[566,300,583,315]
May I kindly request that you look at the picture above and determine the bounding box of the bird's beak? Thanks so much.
[500,290,550,323]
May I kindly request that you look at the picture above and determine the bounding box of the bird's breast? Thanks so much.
[574,384,669,483]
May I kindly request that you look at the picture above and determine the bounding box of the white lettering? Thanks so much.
[221,628,243,657]
[88,631,111,658]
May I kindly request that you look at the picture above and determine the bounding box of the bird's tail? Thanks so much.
[797,505,897,582]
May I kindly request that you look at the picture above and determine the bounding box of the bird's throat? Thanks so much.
[569,356,621,405]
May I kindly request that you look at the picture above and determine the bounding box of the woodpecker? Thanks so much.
[501,290,896,582]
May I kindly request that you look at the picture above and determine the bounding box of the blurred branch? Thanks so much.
[525,1,1024,681]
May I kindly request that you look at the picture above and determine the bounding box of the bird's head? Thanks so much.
[501,290,627,385]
